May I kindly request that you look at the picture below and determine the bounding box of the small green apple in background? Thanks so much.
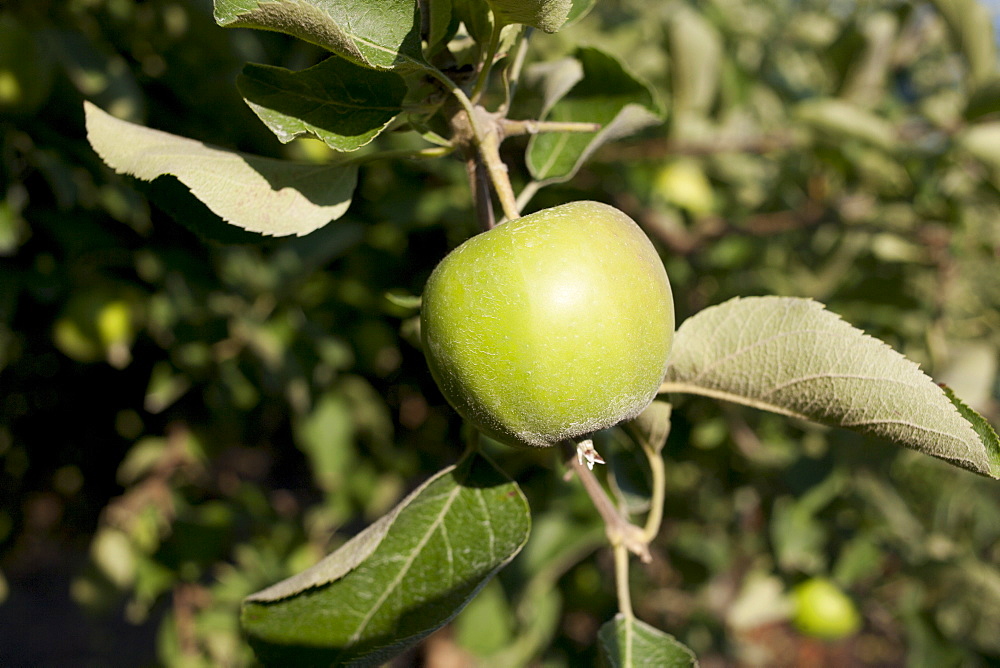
[653,158,715,217]
[420,201,674,455]
[791,578,862,641]
[53,290,137,369]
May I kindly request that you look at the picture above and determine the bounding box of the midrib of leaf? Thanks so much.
[347,484,463,644]
[661,296,996,475]
[537,132,572,177]
[624,616,634,667]
[659,381,810,420]
[351,32,426,70]
[666,320,974,451]
[659,380,975,449]
[761,372,922,398]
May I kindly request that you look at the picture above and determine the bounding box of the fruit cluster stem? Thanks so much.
[640,440,666,542]
[614,543,636,634]
[563,441,652,563]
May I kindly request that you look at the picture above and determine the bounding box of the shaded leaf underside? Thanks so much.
[84,101,357,236]
[663,296,1000,478]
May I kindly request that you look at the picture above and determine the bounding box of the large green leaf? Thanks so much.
[662,297,1000,478]
[241,451,531,666]
[238,57,406,151]
[213,0,427,70]
[84,101,357,237]
[598,614,698,667]
[526,47,662,183]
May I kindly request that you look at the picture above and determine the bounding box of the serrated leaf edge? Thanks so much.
[661,296,997,478]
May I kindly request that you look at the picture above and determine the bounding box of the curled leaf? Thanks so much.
[85,101,357,237]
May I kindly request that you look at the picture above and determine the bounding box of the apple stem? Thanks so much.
[562,440,652,563]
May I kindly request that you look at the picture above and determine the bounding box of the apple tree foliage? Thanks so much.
[2,0,1000,665]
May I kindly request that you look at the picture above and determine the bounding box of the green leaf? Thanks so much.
[667,6,722,118]
[662,296,1000,479]
[602,428,652,514]
[564,0,597,27]
[486,0,572,33]
[837,12,897,106]
[213,0,427,70]
[526,47,661,183]
[598,614,698,667]
[241,451,531,666]
[623,400,672,455]
[929,0,998,86]
[940,385,1000,469]
[84,101,358,237]
[426,0,458,56]
[453,579,514,656]
[957,121,1000,179]
[452,0,494,46]
[613,401,672,513]
[238,57,406,151]
[795,98,898,151]
[965,77,1000,120]
[771,472,846,573]
[293,390,355,492]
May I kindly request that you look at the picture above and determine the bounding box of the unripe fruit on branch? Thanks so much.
[791,578,862,641]
[420,201,674,449]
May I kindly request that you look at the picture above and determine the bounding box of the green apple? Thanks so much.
[791,578,862,641]
[420,201,674,450]
[653,159,715,216]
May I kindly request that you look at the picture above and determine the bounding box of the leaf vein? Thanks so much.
[347,483,463,645]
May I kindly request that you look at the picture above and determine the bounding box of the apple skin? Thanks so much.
[791,578,862,641]
[420,201,674,449]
